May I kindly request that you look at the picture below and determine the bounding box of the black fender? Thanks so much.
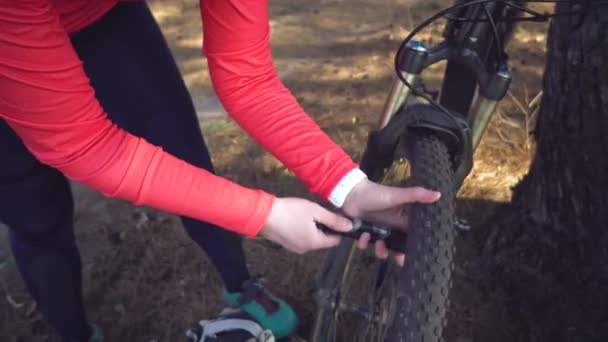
[359,103,473,190]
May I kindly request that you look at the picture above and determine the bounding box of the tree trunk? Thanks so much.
[486,4,608,341]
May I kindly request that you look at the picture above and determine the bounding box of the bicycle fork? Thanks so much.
[376,40,512,155]
[376,41,427,130]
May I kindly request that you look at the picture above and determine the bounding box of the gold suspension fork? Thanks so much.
[377,72,419,130]
[467,65,512,150]
[469,92,499,150]
[377,41,428,130]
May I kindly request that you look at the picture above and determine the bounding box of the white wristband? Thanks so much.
[328,168,368,208]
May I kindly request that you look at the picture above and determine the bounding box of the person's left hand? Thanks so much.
[341,179,441,266]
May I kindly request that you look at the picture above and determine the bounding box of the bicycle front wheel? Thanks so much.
[385,130,456,341]
[311,129,456,342]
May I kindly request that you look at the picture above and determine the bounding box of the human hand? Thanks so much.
[259,197,353,254]
[341,179,441,266]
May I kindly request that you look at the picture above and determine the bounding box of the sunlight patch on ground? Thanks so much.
[148,2,181,24]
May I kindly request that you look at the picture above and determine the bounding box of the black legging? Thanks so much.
[0,3,249,341]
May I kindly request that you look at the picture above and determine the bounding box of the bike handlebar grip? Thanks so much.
[315,220,408,253]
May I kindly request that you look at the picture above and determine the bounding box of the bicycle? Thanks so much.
[309,1,605,341]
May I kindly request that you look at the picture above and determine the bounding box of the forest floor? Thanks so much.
[0,0,550,341]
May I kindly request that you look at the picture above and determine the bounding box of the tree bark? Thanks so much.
[486,4,608,341]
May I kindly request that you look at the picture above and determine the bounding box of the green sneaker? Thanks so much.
[89,324,103,342]
[223,277,298,339]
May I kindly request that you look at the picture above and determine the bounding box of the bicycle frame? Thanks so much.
[311,2,520,341]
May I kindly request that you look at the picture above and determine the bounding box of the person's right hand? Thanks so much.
[259,197,353,254]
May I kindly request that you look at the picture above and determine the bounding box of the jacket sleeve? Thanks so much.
[0,0,274,237]
[200,0,361,203]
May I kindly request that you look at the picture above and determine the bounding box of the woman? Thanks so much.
[0,1,440,341]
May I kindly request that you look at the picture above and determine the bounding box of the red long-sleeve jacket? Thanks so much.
[0,0,360,236]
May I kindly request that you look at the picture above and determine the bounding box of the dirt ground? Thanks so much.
[0,0,549,341]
